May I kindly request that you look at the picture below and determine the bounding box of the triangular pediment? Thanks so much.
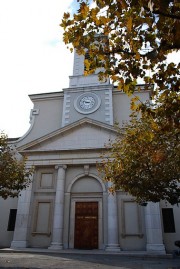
[18,118,119,152]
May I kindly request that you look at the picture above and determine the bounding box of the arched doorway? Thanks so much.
[68,175,105,249]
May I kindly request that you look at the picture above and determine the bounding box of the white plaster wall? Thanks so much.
[32,98,63,134]
[17,94,64,147]
[0,197,18,247]
[30,125,116,151]
[72,52,84,76]
[71,177,102,193]
[112,90,150,127]
[65,166,85,192]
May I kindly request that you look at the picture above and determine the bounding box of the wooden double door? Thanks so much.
[74,202,98,249]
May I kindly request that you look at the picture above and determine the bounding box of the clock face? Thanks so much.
[74,92,101,114]
[79,96,95,110]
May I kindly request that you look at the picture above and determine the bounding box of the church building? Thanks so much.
[1,50,180,253]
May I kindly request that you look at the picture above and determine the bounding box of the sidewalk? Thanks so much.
[1,249,179,269]
[0,247,173,259]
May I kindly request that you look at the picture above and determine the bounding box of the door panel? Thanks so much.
[74,202,98,249]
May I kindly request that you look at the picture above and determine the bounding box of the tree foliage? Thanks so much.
[0,132,32,199]
[99,101,180,205]
[61,0,180,95]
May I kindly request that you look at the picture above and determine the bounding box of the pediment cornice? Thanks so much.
[17,118,119,152]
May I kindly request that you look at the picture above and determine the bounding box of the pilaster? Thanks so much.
[145,202,166,253]
[11,174,33,248]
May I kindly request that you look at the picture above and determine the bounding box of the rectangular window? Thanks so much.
[7,209,17,231]
[84,52,92,72]
[162,208,175,233]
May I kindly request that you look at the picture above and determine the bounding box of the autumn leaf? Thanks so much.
[0,132,33,199]
[127,17,133,32]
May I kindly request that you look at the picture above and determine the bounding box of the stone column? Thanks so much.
[49,165,67,249]
[145,202,166,253]
[105,183,121,251]
[11,174,33,248]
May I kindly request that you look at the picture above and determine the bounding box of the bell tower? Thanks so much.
[69,50,110,88]
[62,50,113,127]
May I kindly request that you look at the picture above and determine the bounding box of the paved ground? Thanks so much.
[0,252,180,269]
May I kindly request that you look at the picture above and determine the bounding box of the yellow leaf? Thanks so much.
[91,8,98,20]
[63,12,70,20]
[80,3,89,19]
[94,17,101,26]
[119,0,128,9]
[135,53,140,61]
[130,101,137,111]
[124,84,130,94]
[127,17,132,32]
[84,59,90,70]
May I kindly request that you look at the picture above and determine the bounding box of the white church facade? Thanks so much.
[1,51,180,253]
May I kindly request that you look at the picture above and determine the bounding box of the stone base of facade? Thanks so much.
[48,242,63,250]
[105,244,121,252]
[146,244,166,254]
[11,240,28,248]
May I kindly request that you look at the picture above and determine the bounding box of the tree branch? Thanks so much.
[144,6,180,20]
[102,43,180,58]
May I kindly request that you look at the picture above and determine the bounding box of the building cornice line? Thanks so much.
[17,117,120,151]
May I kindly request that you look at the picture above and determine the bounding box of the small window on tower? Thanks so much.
[7,209,17,231]
[84,51,92,72]
[162,208,175,233]
[85,51,90,60]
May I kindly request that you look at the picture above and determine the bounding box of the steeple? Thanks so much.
[69,50,110,88]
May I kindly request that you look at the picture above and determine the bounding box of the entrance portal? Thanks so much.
[74,202,98,249]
